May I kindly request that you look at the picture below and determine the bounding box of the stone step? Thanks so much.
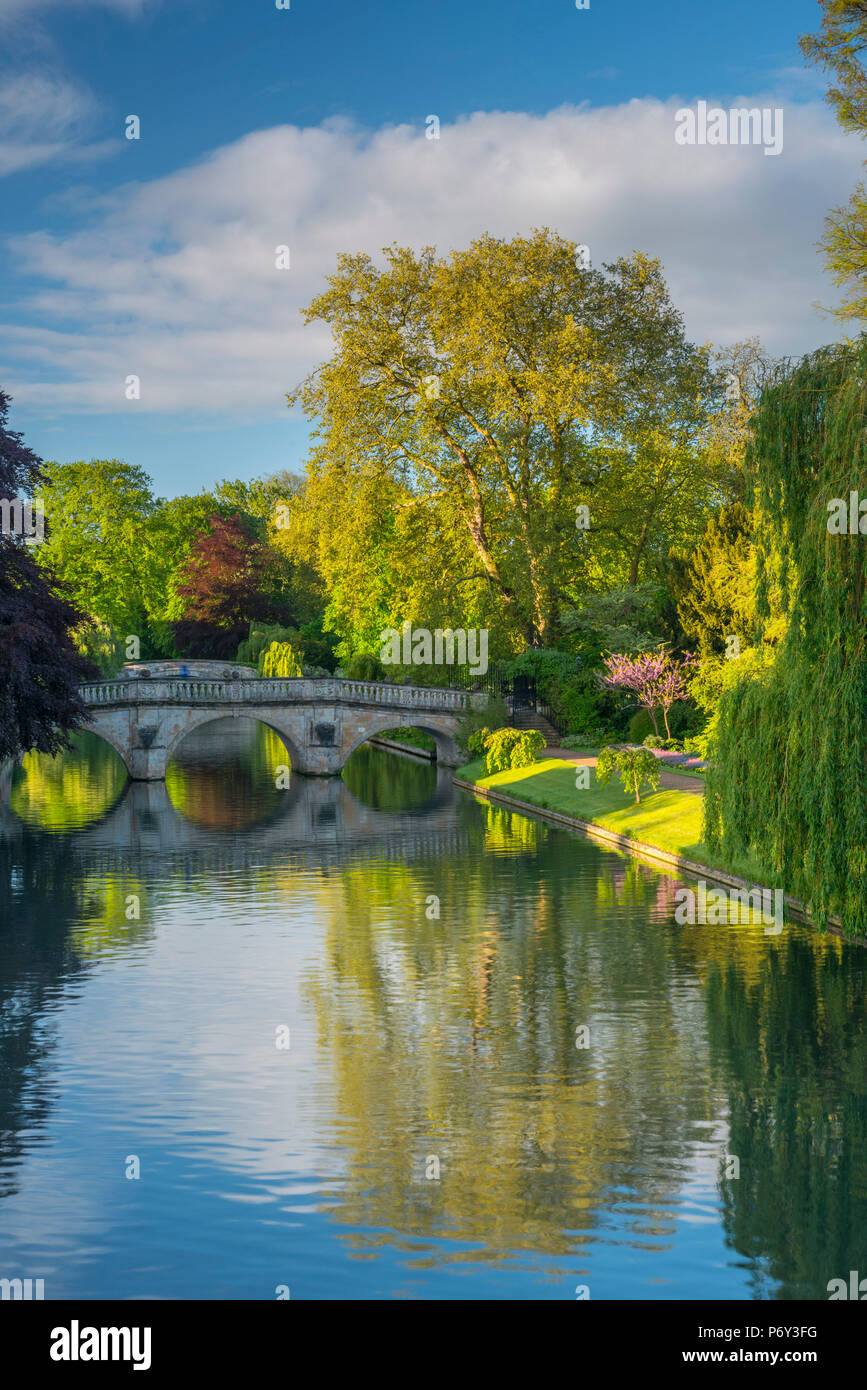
[511,710,561,747]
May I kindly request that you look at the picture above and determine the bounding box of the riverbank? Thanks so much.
[368,735,436,762]
[453,754,850,938]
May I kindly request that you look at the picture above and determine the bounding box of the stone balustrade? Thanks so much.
[80,677,476,713]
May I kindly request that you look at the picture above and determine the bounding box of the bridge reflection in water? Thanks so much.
[1,721,468,870]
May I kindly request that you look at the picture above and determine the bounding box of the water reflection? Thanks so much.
[10,731,126,831]
[166,718,289,830]
[0,726,865,1298]
[342,742,437,812]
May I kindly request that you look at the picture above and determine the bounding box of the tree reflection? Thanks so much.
[342,743,437,812]
[703,934,867,1299]
[11,732,127,831]
[166,718,287,829]
[303,828,715,1261]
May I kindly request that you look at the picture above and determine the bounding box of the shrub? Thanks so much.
[595,744,661,804]
[343,651,386,681]
[297,617,339,672]
[547,670,604,733]
[483,727,545,775]
[663,738,681,751]
[466,726,491,758]
[683,732,711,759]
[629,709,656,744]
[75,620,126,678]
[643,734,664,749]
[239,624,300,670]
[260,641,303,678]
[560,733,602,750]
[666,700,702,738]
[456,696,508,755]
[504,648,578,701]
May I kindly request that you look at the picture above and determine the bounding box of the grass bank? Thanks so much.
[379,727,437,752]
[455,755,778,889]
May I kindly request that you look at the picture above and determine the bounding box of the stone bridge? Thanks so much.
[75,676,485,780]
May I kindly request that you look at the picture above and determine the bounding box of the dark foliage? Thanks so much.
[0,391,96,759]
[172,513,291,658]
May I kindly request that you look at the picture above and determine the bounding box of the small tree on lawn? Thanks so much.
[602,648,696,739]
[596,745,661,804]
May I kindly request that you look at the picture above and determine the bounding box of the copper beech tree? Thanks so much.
[171,513,292,659]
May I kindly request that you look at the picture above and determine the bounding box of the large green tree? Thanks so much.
[288,230,720,651]
[801,0,867,321]
[35,460,323,659]
[674,501,755,659]
[36,459,162,641]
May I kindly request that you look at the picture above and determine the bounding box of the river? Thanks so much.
[0,718,865,1300]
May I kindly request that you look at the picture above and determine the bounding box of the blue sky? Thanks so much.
[0,0,859,497]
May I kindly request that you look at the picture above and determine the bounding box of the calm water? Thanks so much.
[1,719,865,1301]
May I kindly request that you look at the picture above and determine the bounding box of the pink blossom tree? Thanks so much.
[602,649,696,740]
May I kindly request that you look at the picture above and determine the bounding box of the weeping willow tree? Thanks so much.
[260,641,303,678]
[705,339,867,937]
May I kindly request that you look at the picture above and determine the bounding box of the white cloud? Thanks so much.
[0,0,151,14]
[0,70,110,175]
[2,98,864,416]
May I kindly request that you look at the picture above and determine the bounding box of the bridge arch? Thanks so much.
[164,710,305,776]
[78,724,135,779]
[340,711,460,769]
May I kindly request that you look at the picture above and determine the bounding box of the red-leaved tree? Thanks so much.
[172,513,291,658]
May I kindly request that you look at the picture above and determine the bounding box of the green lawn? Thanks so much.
[455,756,777,887]
[379,727,436,752]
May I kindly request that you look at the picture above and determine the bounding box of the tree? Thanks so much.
[595,745,661,804]
[705,338,867,936]
[801,2,867,322]
[563,583,667,657]
[36,459,160,640]
[171,514,291,658]
[260,641,303,678]
[0,391,95,760]
[289,230,718,650]
[602,648,696,739]
[674,502,755,658]
[701,339,781,502]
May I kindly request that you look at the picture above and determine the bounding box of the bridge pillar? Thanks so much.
[298,746,343,776]
[88,708,171,781]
